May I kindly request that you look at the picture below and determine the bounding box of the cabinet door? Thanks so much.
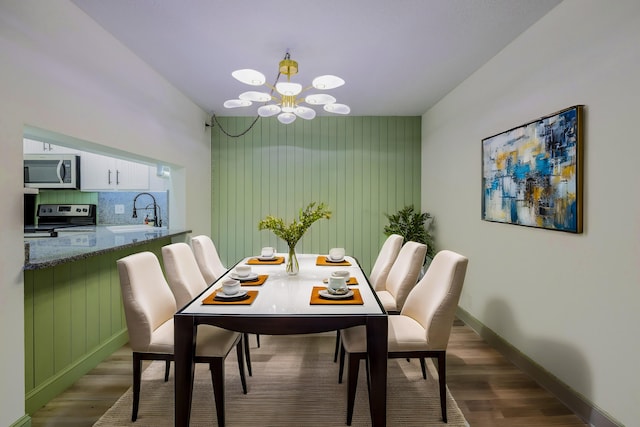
[23,139,77,153]
[80,152,116,190]
[114,159,149,190]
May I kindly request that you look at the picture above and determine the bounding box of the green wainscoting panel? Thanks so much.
[211,116,421,274]
[36,190,98,205]
[24,238,170,414]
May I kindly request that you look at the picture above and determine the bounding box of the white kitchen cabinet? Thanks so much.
[80,152,150,191]
[23,139,77,154]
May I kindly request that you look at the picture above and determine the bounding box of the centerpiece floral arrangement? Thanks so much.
[258,202,332,274]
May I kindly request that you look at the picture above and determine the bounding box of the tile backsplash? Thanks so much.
[98,191,169,226]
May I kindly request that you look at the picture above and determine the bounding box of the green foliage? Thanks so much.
[258,202,332,247]
[384,205,435,258]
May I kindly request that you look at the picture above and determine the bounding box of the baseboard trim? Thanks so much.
[9,414,31,427]
[456,307,621,427]
[25,330,128,415]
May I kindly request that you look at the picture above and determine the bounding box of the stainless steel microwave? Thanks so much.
[24,154,80,189]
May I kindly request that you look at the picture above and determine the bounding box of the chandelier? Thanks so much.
[223,51,350,125]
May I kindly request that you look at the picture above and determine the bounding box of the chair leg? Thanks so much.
[210,358,226,427]
[132,353,142,422]
[346,353,362,426]
[420,357,427,379]
[243,332,253,376]
[437,352,447,423]
[338,341,346,383]
[164,360,171,381]
[333,330,340,362]
[256,334,260,348]
[236,339,248,394]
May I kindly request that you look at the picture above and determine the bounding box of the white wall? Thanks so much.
[422,0,639,425]
[0,1,211,425]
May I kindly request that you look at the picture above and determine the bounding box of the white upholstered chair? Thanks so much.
[333,234,404,362]
[369,234,404,291]
[162,242,254,375]
[117,251,247,424]
[191,235,261,349]
[340,250,469,425]
[191,235,227,286]
[376,240,427,313]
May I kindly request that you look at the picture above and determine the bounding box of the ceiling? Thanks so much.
[71,0,561,118]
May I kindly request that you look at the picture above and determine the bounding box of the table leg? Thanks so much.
[174,314,196,427]
[366,315,388,427]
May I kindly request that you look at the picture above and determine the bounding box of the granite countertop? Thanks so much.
[24,225,191,270]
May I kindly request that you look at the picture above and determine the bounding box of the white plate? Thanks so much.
[215,289,248,299]
[325,256,345,263]
[257,255,277,261]
[230,273,259,281]
[319,289,354,300]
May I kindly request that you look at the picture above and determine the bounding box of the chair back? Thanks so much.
[162,242,209,308]
[191,235,227,285]
[117,251,177,352]
[369,234,403,291]
[401,250,469,350]
[384,241,427,310]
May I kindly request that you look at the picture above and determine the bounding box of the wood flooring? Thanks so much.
[30,319,587,426]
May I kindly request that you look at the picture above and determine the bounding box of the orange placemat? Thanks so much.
[202,290,258,305]
[323,277,359,285]
[316,256,352,266]
[240,274,268,286]
[310,286,363,305]
[247,257,285,265]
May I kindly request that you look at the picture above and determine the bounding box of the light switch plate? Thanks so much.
[115,204,125,214]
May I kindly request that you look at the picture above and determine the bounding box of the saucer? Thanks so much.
[230,273,259,281]
[319,289,354,300]
[325,256,345,263]
[215,289,248,299]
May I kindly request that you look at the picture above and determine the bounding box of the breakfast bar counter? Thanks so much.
[24,225,191,270]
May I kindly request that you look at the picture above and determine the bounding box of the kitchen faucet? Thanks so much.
[132,192,162,227]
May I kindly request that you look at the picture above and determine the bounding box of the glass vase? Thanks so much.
[286,245,299,275]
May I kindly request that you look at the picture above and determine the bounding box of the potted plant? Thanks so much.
[383,205,435,262]
[258,202,332,275]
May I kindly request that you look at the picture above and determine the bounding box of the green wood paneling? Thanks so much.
[24,238,171,414]
[211,116,421,273]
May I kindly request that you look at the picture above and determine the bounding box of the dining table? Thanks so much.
[174,252,388,426]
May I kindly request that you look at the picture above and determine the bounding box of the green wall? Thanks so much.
[23,238,170,414]
[211,116,421,273]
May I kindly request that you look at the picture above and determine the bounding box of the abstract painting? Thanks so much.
[482,105,584,233]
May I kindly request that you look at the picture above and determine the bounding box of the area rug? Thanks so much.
[94,333,468,426]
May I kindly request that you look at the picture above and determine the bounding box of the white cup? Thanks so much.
[261,247,275,258]
[328,275,348,294]
[222,279,241,295]
[331,270,350,280]
[234,265,251,277]
[329,247,345,261]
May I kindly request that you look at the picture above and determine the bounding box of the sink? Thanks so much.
[106,225,167,233]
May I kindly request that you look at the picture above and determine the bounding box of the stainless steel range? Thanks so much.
[24,203,97,237]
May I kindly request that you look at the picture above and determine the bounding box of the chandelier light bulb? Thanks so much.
[312,75,345,90]
[304,94,337,105]
[232,69,266,86]
[239,91,272,102]
[324,103,351,114]
[278,112,296,124]
[276,82,302,96]
[257,105,281,117]
[224,99,252,108]
[294,106,316,120]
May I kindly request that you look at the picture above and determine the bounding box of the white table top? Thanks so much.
[181,253,384,316]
